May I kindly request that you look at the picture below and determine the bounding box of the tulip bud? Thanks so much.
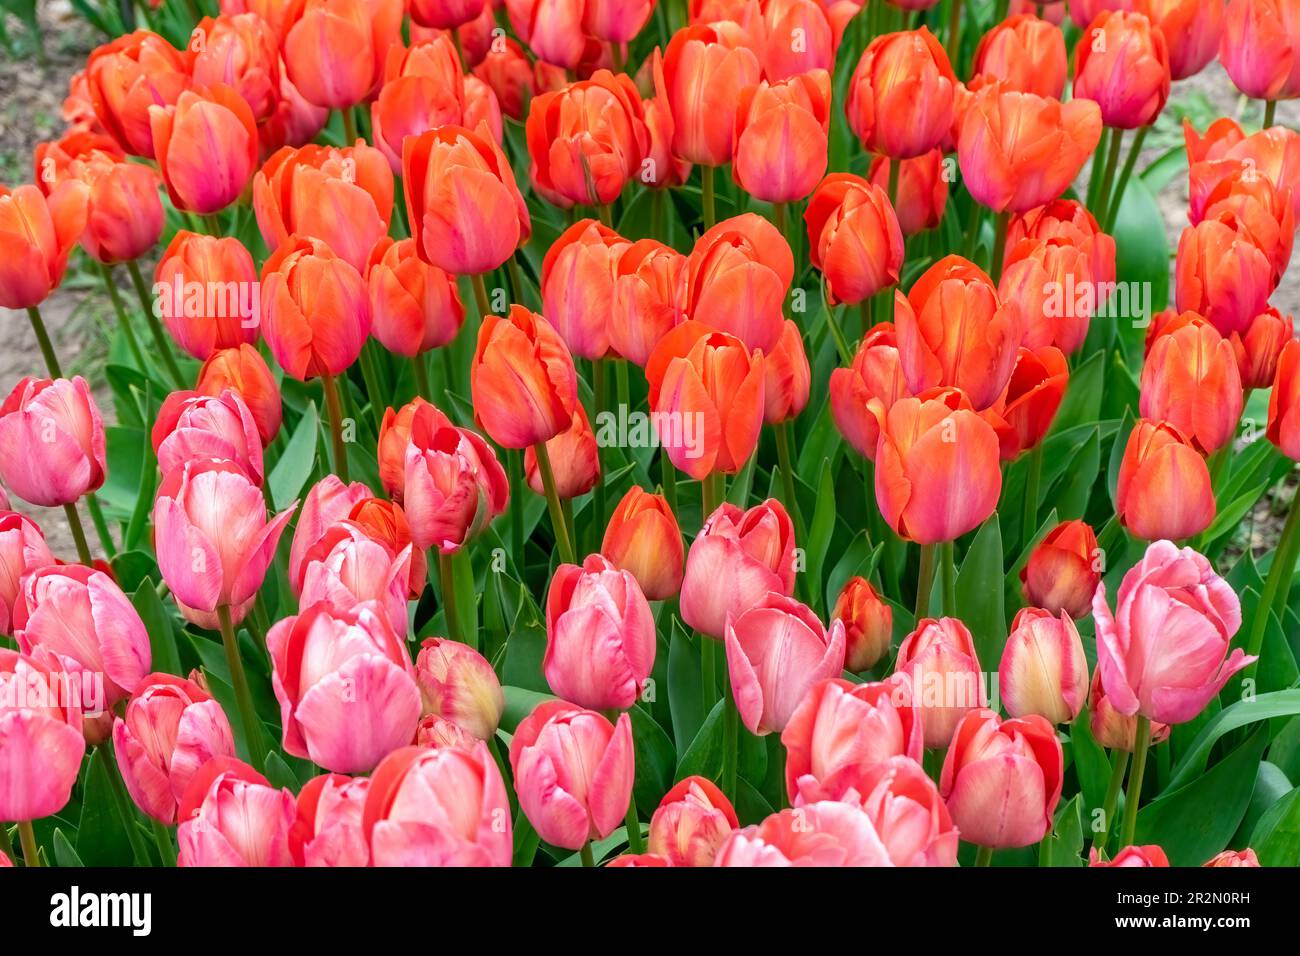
[154,231,260,361]
[1268,339,1300,459]
[0,182,87,310]
[601,486,685,600]
[402,413,510,554]
[524,406,601,500]
[846,28,956,160]
[1221,0,1300,100]
[686,214,793,353]
[866,152,949,237]
[647,775,739,866]
[1138,0,1223,81]
[1115,419,1216,541]
[376,398,448,500]
[0,649,86,821]
[367,237,466,357]
[1000,607,1089,724]
[805,173,904,306]
[541,219,630,360]
[732,71,832,204]
[831,576,894,672]
[288,475,373,593]
[715,800,893,866]
[414,637,504,741]
[895,617,986,748]
[1088,669,1171,751]
[1141,318,1244,454]
[981,346,1070,460]
[290,773,370,867]
[191,13,282,122]
[829,323,909,461]
[972,13,1068,98]
[609,239,688,367]
[661,23,763,165]
[0,376,106,507]
[472,37,536,122]
[283,0,395,110]
[152,389,264,485]
[1204,848,1261,867]
[177,758,296,866]
[152,85,258,214]
[1090,844,1171,867]
[370,36,466,173]
[1176,219,1275,338]
[1236,307,1294,391]
[1074,11,1172,129]
[471,306,579,449]
[85,30,191,158]
[1020,519,1101,619]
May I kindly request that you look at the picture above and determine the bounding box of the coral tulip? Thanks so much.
[414,638,504,741]
[176,758,296,866]
[0,649,86,821]
[0,182,87,310]
[829,322,909,461]
[732,70,831,204]
[541,218,629,359]
[804,173,905,306]
[832,576,894,672]
[1020,519,1102,619]
[661,23,763,165]
[1073,10,1172,129]
[1140,317,1244,454]
[686,214,793,353]
[846,28,956,160]
[151,85,258,214]
[647,776,739,866]
[154,231,260,360]
[895,616,986,748]
[1115,419,1215,541]
[1000,607,1089,724]
[367,236,466,357]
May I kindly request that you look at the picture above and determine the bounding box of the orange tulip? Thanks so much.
[846,27,956,160]
[524,405,601,499]
[981,345,1070,460]
[63,155,163,265]
[1140,316,1243,454]
[253,141,393,273]
[541,219,630,360]
[1175,219,1274,337]
[866,151,949,237]
[956,81,1102,213]
[525,69,649,209]
[366,236,466,357]
[191,14,282,123]
[763,319,811,425]
[661,23,763,166]
[972,13,1068,98]
[472,36,537,122]
[1073,10,1171,129]
[1198,168,1295,282]
[85,30,192,158]
[260,236,371,381]
[220,0,309,41]
[260,64,330,155]
[506,0,589,70]
[894,255,1022,411]
[876,387,1003,545]
[1220,0,1300,101]
[601,486,685,601]
[759,0,836,80]
[0,182,87,310]
[686,213,794,353]
[471,305,579,449]
[1136,0,1223,80]
[1268,340,1300,460]
[804,172,905,306]
[1186,118,1300,223]
[370,36,466,173]
[196,344,283,446]
[642,50,693,189]
[1235,307,1294,390]
[1115,419,1215,541]
[732,70,831,204]
[645,324,766,479]
[377,397,451,500]
[154,231,260,360]
[584,0,655,42]
[151,85,258,215]
[609,239,688,367]
[832,575,893,672]
[829,322,910,461]
[1020,519,1102,620]
[403,124,531,276]
[283,0,400,109]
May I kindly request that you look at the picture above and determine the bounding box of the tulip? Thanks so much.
[253,141,393,273]
[732,70,831,204]
[643,64,693,190]
[85,30,191,158]
[686,214,793,353]
[940,709,1064,848]
[152,389,264,485]
[267,600,420,773]
[1093,540,1252,725]
[1020,519,1102,619]
[759,0,836,80]
[68,156,163,265]
[526,69,649,209]
[153,459,296,627]
[403,124,530,276]
[680,498,796,638]
[1205,848,1261,867]
[804,173,905,306]
[1185,118,1300,223]
[894,256,1021,410]
[0,376,105,507]
[714,800,893,866]
[410,0,486,27]
[647,776,739,867]
[1269,340,1300,459]
[260,235,371,381]
[366,237,466,357]
[846,28,956,159]
[972,13,1068,98]
[1074,11,1172,129]
[609,239,688,367]
[0,182,87,310]
[153,231,260,361]
[1115,419,1216,541]
[981,345,1070,460]
[0,649,86,822]
[1090,844,1171,867]
[1088,669,1171,751]
[524,406,601,500]
[509,700,635,850]
[376,398,448,500]
[865,152,949,237]
[505,0,588,70]
[176,758,296,866]
[1138,0,1224,80]
[283,0,394,110]
[112,674,236,824]
[457,73,506,136]
[1221,0,1300,101]
[1199,167,1296,282]
[1000,233,1111,355]
[416,713,479,749]
[1068,0,1136,29]
[288,475,374,593]
[645,324,766,479]
[152,85,258,215]
[850,755,960,867]
[829,323,909,461]
[370,37,466,173]
[541,219,630,359]
[545,554,656,712]
[875,388,1003,544]
[832,576,894,673]
[1006,198,1117,290]
[1140,318,1244,454]
[1177,220,1277,340]
[894,617,985,748]
[299,527,413,635]
[585,0,654,40]
[472,37,537,122]
[956,82,1103,214]
[600,486,685,600]
[781,677,923,804]
[999,607,1089,725]
[763,319,811,425]
[290,773,371,867]
[661,23,763,165]
[414,638,504,741]
[401,413,510,556]
[343,497,427,599]
[261,63,331,152]
[191,13,282,122]
[0,512,54,635]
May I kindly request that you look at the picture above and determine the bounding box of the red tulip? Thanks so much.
[1073,10,1172,128]
[804,173,905,306]
[1020,520,1102,619]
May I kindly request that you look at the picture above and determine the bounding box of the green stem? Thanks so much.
[946,0,963,66]
[438,551,474,651]
[773,201,787,239]
[1086,128,1112,210]
[774,422,807,545]
[1264,99,1278,128]
[825,300,853,365]
[508,254,527,306]
[914,542,938,620]
[86,495,116,557]
[63,502,93,565]
[989,210,1011,283]
[471,272,493,323]
[940,540,957,618]
[152,819,177,866]
[1092,748,1130,856]
[1242,484,1300,680]
[320,373,350,482]
[25,306,62,378]
[722,677,739,807]
[661,451,678,517]
[1120,716,1151,848]
[341,107,358,144]
[412,353,431,399]
[217,604,267,773]
[98,263,148,371]
[1102,126,1148,234]
[1023,442,1044,544]
[17,820,39,867]
[126,259,186,388]
[887,157,901,210]
[702,632,717,712]
[701,164,716,231]
[535,441,576,564]
[593,359,609,529]
[597,203,613,228]
[702,470,724,519]
[580,841,595,867]
[1093,129,1124,232]
[510,450,525,573]
[973,844,993,867]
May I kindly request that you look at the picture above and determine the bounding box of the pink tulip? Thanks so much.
[267,600,421,774]
[725,593,846,736]
[940,709,1064,848]
[0,648,86,821]
[416,713,480,749]
[1093,540,1252,725]
[714,800,893,866]
[1204,848,1261,867]
[0,511,54,634]
[781,676,924,805]
[112,673,236,824]
[680,499,796,639]
[850,756,959,867]
[509,700,635,850]
[0,376,106,507]
[299,525,414,636]
[894,617,986,748]
[291,773,371,867]
[153,460,296,627]
[288,475,373,594]
[14,564,150,712]
[151,389,264,486]
[414,637,505,741]
[177,757,297,866]
[647,775,739,867]
[364,743,513,866]
[1090,844,1171,867]
[544,554,656,712]
[999,607,1089,724]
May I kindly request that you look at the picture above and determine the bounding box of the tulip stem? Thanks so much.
[218,604,268,774]
[152,819,177,866]
[722,678,739,807]
[775,422,807,546]
[471,272,493,323]
[580,841,595,867]
[17,820,39,867]
[701,164,716,231]
[508,254,527,306]
[1092,748,1130,856]
[340,108,358,145]
[593,358,609,527]
[535,441,576,564]
[914,542,937,621]
[438,551,473,651]
[825,301,853,366]
[1022,442,1044,546]
[412,354,431,399]
[1093,129,1124,233]
[63,502,93,565]
[1264,99,1277,129]
[1242,484,1300,684]
[25,305,63,378]
[661,452,678,518]
[702,633,718,709]
[940,540,957,618]
[126,259,187,389]
[946,0,963,65]
[320,373,350,482]
[973,845,993,867]
[701,471,724,520]
[1120,715,1151,848]
[989,211,1011,283]
[1102,126,1148,234]
[97,263,149,372]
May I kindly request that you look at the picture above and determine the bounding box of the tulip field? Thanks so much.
[1,0,1300,875]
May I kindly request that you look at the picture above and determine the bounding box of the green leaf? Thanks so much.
[1069,710,1112,817]
[667,620,705,759]
[1250,784,1300,866]
[1041,795,1085,867]
[804,458,836,615]
[1164,690,1300,792]
[268,402,320,507]
[955,517,1006,668]
[133,578,180,677]
[76,749,135,866]
[500,685,555,734]
[629,706,676,816]
[51,828,85,867]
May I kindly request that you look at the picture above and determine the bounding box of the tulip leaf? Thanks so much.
[51,828,85,868]
[1041,795,1085,867]
[735,778,776,827]
[263,751,300,792]
[1050,350,1104,435]
[1106,407,1137,511]
[1164,689,1300,793]
[804,458,836,616]
[132,578,180,677]
[824,534,882,622]
[499,685,556,735]
[630,705,676,816]
[512,810,541,868]
[500,624,549,695]
[1235,761,1292,848]
[955,517,1006,669]
[1069,710,1112,820]
[667,620,705,759]
[1250,783,1300,866]
[76,749,136,866]
[1045,426,1100,522]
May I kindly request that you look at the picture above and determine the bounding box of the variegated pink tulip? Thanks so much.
[291,773,371,867]
[647,775,739,867]
[0,511,54,635]
[151,389,264,486]
[177,758,296,866]
[414,637,505,741]
[299,526,414,636]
